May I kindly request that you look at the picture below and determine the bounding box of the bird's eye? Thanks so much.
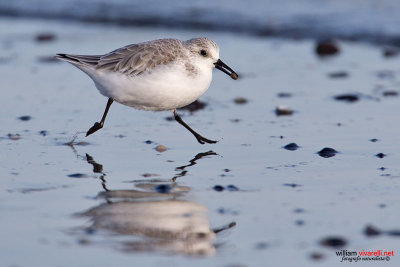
[200,50,207,56]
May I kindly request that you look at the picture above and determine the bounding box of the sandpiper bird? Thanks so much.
[56,37,238,144]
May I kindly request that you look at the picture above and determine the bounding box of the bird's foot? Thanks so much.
[86,122,103,137]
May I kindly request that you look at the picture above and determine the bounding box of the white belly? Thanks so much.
[87,64,212,111]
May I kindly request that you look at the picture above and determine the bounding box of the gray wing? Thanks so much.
[57,39,184,76]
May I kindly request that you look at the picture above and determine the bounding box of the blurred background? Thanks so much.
[1,0,400,45]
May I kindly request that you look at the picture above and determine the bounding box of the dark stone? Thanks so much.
[315,40,340,56]
[283,142,299,151]
[213,185,224,192]
[67,173,88,178]
[376,153,386,158]
[179,100,207,113]
[144,140,153,144]
[39,130,48,136]
[383,90,398,97]
[320,237,347,248]
[154,184,172,194]
[328,71,349,78]
[317,147,338,158]
[283,183,302,188]
[226,185,239,191]
[18,115,32,121]
[35,33,56,42]
[369,138,379,142]
[334,94,359,103]
[277,92,292,98]
[364,225,382,237]
[234,97,248,104]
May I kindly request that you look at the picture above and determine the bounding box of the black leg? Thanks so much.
[173,109,217,144]
[86,98,114,137]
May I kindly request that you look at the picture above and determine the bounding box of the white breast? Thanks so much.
[87,62,213,111]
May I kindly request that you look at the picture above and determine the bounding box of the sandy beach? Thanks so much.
[1,16,400,266]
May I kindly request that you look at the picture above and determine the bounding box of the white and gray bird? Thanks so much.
[56,37,238,144]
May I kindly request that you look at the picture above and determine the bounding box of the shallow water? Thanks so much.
[1,18,400,266]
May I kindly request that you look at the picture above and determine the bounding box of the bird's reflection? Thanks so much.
[70,146,235,256]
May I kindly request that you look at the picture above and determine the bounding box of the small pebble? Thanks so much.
[334,94,359,103]
[226,185,239,191]
[383,90,398,97]
[295,220,305,226]
[328,71,349,79]
[320,237,347,248]
[310,252,325,261]
[67,173,88,178]
[383,48,400,58]
[283,143,299,151]
[277,92,292,98]
[144,140,153,144]
[386,230,400,236]
[376,153,386,158]
[154,184,172,194]
[213,185,224,192]
[234,97,248,105]
[369,138,379,142]
[317,147,338,158]
[18,115,32,121]
[8,133,20,140]
[179,100,207,113]
[315,40,340,56]
[283,183,302,188]
[39,130,48,136]
[35,33,56,42]
[275,105,293,116]
[155,145,167,152]
[364,225,382,237]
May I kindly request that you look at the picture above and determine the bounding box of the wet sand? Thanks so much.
[1,17,400,266]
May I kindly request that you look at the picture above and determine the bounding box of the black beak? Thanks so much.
[214,59,238,80]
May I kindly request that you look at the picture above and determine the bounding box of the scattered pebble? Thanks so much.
[255,242,269,250]
[275,105,293,116]
[213,185,224,192]
[18,115,32,121]
[179,100,207,113]
[382,90,398,97]
[8,133,20,140]
[67,173,88,178]
[320,237,347,248]
[334,94,359,103]
[375,153,386,158]
[234,97,248,105]
[317,147,338,158]
[39,130,48,136]
[369,138,379,142]
[378,167,386,171]
[277,92,292,98]
[35,32,56,42]
[310,252,325,261]
[226,185,239,191]
[364,225,382,237]
[141,173,159,177]
[283,142,299,151]
[144,140,153,144]
[283,183,302,188]
[315,40,340,56]
[295,220,305,226]
[386,230,400,236]
[155,145,167,152]
[383,48,400,58]
[154,184,172,194]
[328,71,349,79]
[293,208,305,213]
